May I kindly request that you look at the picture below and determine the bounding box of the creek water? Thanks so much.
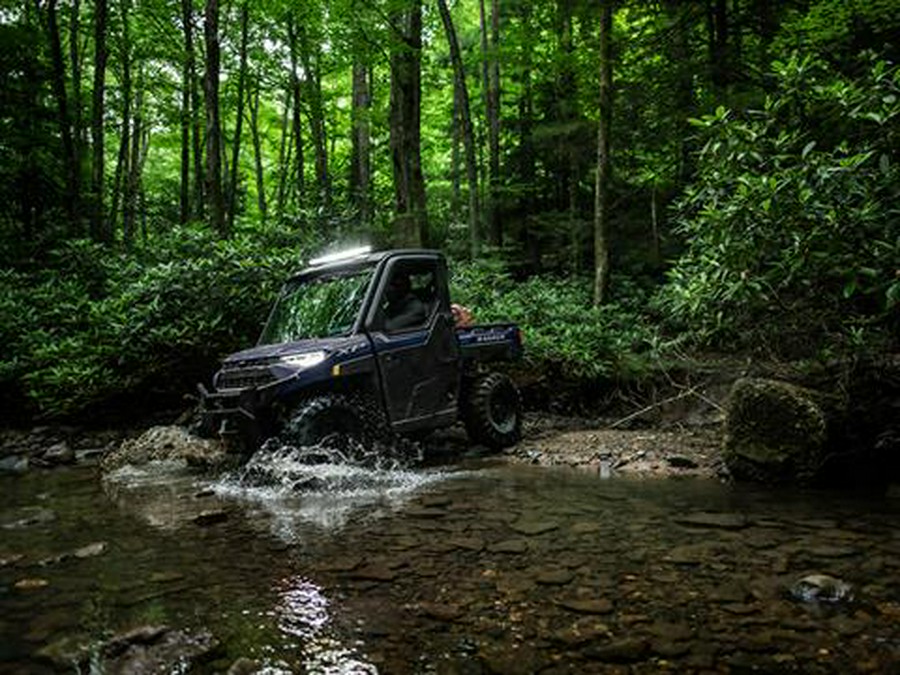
[2,447,900,674]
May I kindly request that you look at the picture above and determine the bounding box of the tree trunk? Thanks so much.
[89,0,108,242]
[124,68,143,249]
[227,1,249,232]
[664,0,696,184]
[450,84,461,220]
[203,0,226,237]
[249,79,267,220]
[710,0,730,90]
[45,0,80,234]
[518,1,538,268]
[488,0,501,245]
[299,26,330,211]
[69,0,85,208]
[350,61,371,226]
[287,17,305,212]
[179,0,192,222]
[108,0,131,239]
[276,84,290,216]
[184,0,203,218]
[437,0,480,257]
[593,1,613,307]
[389,0,427,248]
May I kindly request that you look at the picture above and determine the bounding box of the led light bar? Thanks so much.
[309,245,372,266]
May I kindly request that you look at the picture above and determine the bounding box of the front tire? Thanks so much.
[282,394,371,460]
[462,372,522,450]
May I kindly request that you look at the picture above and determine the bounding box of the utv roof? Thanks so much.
[292,248,444,280]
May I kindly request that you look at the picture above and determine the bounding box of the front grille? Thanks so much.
[216,367,275,391]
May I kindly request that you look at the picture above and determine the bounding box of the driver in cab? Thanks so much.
[383,273,427,332]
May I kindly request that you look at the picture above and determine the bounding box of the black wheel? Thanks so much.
[282,393,387,462]
[462,372,522,450]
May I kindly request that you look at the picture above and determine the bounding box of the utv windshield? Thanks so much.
[259,268,374,344]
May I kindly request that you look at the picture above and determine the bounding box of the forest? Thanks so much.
[0,0,898,421]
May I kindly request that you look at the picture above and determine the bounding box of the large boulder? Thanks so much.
[723,378,835,484]
[101,425,225,472]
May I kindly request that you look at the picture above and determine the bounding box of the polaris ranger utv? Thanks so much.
[198,248,523,456]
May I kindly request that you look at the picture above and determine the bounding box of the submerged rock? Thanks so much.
[789,574,853,603]
[102,426,225,472]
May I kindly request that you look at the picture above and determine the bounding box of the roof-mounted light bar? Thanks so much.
[308,245,372,267]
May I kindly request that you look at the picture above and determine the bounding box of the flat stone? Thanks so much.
[509,520,559,536]
[674,512,749,529]
[535,568,574,585]
[648,621,695,641]
[558,598,614,615]
[0,456,29,474]
[447,537,484,552]
[585,638,650,663]
[73,542,107,559]
[570,522,603,534]
[806,545,857,558]
[14,578,50,590]
[420,602,463,622]
[487,539,529,554]
[664,544,712,565]
[0,553,24,567]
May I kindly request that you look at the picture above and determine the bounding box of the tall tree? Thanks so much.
[227,1,249,232]
[203,0,226,237]
[248,77,267,220]
[108,0,132,239]
[482,0,501,245]
[89,0,108,242]
[287,17,306,211]
[45,0,80,233]
[389,0,427,247]
[298,24,330,211]
[350,62,371,226]
[179,0,192,222]
[437,0,480,257]
[593,1,613,306]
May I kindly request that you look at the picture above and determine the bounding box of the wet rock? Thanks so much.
[666,455,698,469]
[789,574,853,603]
[551,617,611,646]
[664,543,716,565]
[42,441,75,465]
[674,512,749,530]
[534,568,574,585]
[74,542,108,559]
[1,506,56,529]
[0,553,24,567]
[584,637,650,663]
[420,602,464,622]
[806,545,857,558]
[487,539,529,554]
[648,621,694,641]
[558,598,614,615]
[448,537,484,552]
[509,520,559,536]
[479,643,547,675]
[227,657,261,674]
[103,626,219,674]
[101,426,225,472]
[406,507,447,519]
[14,577,49,590]
[0,455,28,474]
[192,510,229,526]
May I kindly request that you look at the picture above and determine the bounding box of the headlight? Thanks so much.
[279,351,327,369]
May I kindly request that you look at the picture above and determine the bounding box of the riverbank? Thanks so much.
[1,411,726,481]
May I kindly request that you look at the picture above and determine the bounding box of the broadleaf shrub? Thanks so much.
[658,53,899,354]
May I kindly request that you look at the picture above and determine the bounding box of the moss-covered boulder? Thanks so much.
[101,425,225,472]
[723,378,833,484]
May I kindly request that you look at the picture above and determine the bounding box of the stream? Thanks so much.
[2,447,900,674]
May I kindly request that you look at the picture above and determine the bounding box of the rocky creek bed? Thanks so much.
[2,402,899,673]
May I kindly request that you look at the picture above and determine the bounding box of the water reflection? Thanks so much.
[274,575,377,674]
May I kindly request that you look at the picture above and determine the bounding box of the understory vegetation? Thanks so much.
[1,0,898,421]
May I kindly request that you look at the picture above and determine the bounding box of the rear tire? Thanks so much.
[462,372,522,450]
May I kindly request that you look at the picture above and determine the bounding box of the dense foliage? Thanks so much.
[1,0,898,419]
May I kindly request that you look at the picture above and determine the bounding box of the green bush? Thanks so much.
[451,262,661,380]
[658,53,900,353]
[3,225,320,417]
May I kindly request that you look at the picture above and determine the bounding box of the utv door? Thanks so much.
[367,256,460,432]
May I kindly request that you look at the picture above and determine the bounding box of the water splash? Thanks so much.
[212,437,453,534]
